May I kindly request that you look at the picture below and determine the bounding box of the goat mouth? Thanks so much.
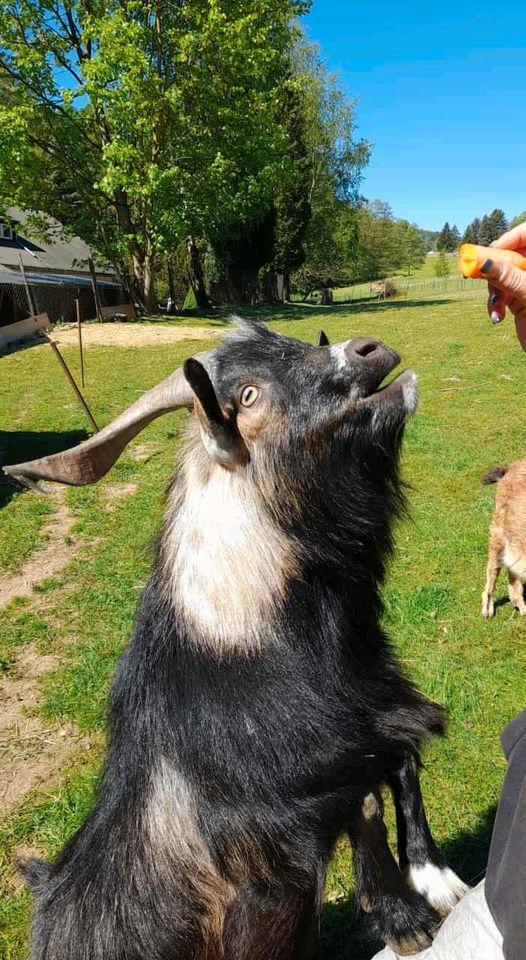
[360,368,419,416]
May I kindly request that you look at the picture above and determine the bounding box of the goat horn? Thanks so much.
[3,350,214,486]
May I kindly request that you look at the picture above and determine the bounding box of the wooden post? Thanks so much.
[18,252,37,316]
[88,257,103,322]
[43,333,99,433]
[75,298,85,389]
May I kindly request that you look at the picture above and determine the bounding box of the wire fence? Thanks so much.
[332,274,483,304]
[0,268,124,329]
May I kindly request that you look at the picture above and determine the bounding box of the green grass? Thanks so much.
[331,253,461,302]
[0,498,55,575]
[1,291,526,959]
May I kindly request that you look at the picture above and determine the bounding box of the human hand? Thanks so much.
[482,222,526,349]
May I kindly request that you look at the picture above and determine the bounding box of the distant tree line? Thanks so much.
[461,210,509,246]
[435,209,526,256]
[6,0,514,310]
[290,199,429,296]
[0,0,439,309]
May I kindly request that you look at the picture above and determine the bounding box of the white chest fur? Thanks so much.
[163,451,296,654]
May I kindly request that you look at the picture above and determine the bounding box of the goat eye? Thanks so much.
[240,385,259,408]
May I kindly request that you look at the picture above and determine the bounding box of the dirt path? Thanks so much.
[51,322,221,348]
[0,489,76,609]
[0,644,101,816]
[0,483,140,813]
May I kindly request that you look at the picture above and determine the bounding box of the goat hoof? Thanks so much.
[370,891,440,956]
[481,604,494,619]
[405,863,470,918]
[387,929,435,956]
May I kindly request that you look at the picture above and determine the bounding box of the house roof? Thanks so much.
[0,207,115,277]
[0,266,120,288]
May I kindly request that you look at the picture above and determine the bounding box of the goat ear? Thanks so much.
[183,359,247,467]
[317,330,330,346]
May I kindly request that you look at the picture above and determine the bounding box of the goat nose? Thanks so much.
[346,337,382,358]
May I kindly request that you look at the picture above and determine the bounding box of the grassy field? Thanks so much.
[1,289,526,958]
[331,253,460,303]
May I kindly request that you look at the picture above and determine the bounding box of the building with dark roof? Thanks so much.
[0,208,123,327]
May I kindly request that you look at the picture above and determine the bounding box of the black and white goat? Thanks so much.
[5,321,468,959]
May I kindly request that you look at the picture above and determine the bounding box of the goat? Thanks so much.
[481,460,526,618]
[5,320,468,960]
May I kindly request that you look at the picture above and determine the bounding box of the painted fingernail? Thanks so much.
[490,311,503,324]
[480,259,493,274]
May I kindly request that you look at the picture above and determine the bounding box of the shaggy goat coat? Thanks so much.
[16,323,467,959]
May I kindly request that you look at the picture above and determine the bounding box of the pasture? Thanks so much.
[1,288,525,958]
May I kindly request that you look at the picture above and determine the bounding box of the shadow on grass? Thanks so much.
[315,805,497,960]
[229,298,455,325]
[0,429,88,507]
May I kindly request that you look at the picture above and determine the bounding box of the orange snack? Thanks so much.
[458,243,526,279]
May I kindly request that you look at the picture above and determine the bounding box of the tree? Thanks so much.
[487,209,508,241]
[461,222,478,244]
[478,214,493,245]
[471,218,482,240]
[351,203,400,280]
[434,250,450,277]
[393,220,426,275]
[262,74,313,300]
[0,0,310,311]
[450,224,461,247]
[437,222,457,252]
[510,211,526,230]
[290,42,370,292]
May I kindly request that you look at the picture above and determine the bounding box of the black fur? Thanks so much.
[25,323,453,959]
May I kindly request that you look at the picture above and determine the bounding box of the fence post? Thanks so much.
[88,257,103,322]
[18,252,37,317]
[75,298,85,389]
[43,333,99,432]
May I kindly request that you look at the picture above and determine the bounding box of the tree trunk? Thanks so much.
[185,236,209,309]
[142,252,157,314]
[282,272,290,302]
[114,189,157,314]
[167,258,178,311]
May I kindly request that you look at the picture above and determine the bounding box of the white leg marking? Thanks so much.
[402,372,419,414]
[406,863,470,915]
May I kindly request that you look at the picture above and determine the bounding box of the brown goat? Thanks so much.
[481,460,526,618]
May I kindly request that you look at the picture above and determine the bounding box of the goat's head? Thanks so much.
[4,321,417,649]
[3,320,417,496]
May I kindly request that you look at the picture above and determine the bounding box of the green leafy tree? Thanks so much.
[434,250,450,277]
[290,43,370,292]
[350,202,400,280]
[0,0,310,311]
[395,220,426,275]
[261,74,312,300]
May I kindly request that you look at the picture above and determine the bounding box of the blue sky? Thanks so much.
[304,1,526,232]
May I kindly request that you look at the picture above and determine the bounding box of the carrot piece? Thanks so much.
[458,243,526,279]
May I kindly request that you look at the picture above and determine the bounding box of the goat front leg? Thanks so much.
[348,789,440,955]
[508,571,526,614]
[389,752,469,917]
[482,544,501,618]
